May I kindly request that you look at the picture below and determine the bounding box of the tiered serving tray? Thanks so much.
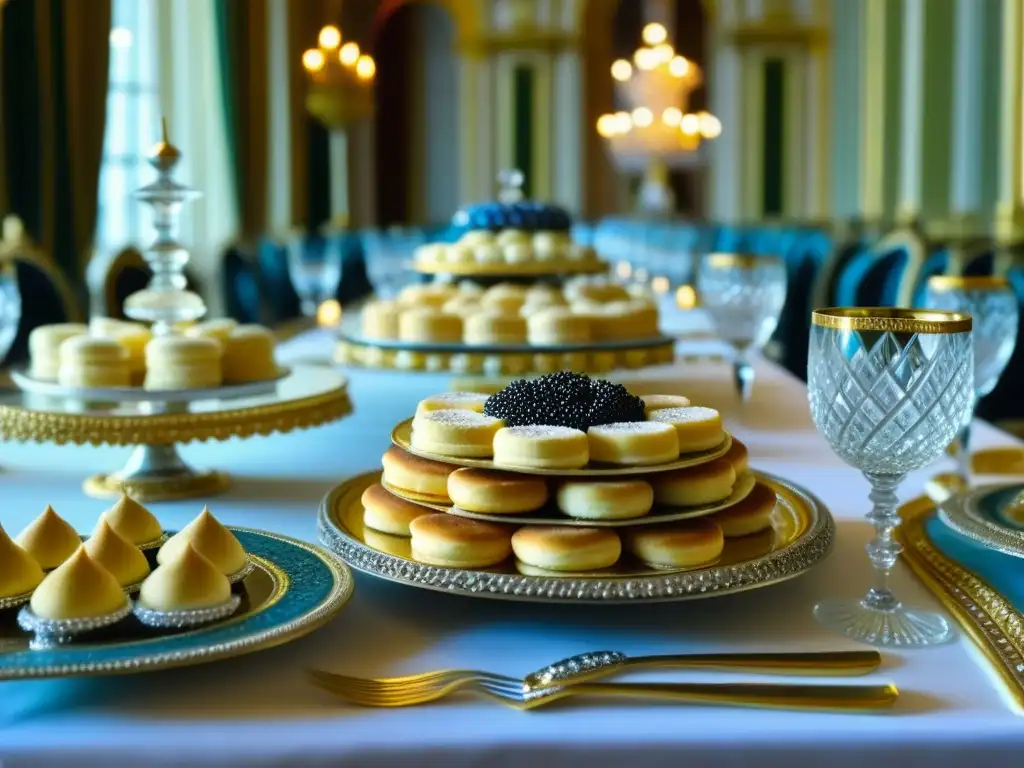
[0,365,352,502]
[411,259,608,279]
[0,528,353,680]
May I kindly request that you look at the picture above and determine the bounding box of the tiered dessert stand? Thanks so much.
[336,170,677,376]
[0,126,352,502]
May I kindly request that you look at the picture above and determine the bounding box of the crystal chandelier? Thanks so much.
[302,25,376,129]
[596,23,721,214]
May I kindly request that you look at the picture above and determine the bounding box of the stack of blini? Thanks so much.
[360,392,775,576]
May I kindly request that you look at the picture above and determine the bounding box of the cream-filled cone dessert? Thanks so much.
[58,336,132,388]
[0,524,45,599]
[29,323,87,380]
[139,542,232,612]
[84,520,150,587]
[29,546,126,620]
[144,336,222,390]
[184,318,239,346]
[99,494,164,546]
[157,507,247,576]
[15,505,82,570]
[221,324,279,383]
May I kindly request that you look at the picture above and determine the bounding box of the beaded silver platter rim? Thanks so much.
[938,483,1024,559]
[0,528,354,680]
[317,470,835,604]
[336,328,676,355]
[392,418,733,477]
[10,366,291,405]
[387,472,758,528]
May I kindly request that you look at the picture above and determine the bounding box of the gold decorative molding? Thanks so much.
[722,23,829,49]
[458,31,580,56]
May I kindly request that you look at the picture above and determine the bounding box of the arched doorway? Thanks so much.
[373,1,458,227]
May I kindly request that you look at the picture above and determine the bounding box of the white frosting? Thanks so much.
[649,406,720,424]
[503,425,585,440]
[589,421,675,435]
[420,409,500,428]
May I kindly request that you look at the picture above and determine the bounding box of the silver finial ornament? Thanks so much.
[125,118,205,335]
[496,168,525,203]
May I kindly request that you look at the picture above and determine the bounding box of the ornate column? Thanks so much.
[829,0,862,221]
[995,0,1024,263]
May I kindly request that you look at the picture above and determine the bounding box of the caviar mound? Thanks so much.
[483,372,645,431]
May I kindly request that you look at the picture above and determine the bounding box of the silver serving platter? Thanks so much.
[318,470,835,604]
[337,328,676,355]
[11,367,291,405]
[938,482,1024,559]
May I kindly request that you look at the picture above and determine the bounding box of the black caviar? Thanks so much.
[483,372,645,431]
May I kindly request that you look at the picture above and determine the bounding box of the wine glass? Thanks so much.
[285,232,343,318]
[362,227,421,299]
[697,253,787,400]
[0,261,20,364]
[808,308,974,646]
[924,275,1019,484]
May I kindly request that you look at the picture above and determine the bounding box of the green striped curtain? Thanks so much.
[762,58,785,217]
[513,65,534,198]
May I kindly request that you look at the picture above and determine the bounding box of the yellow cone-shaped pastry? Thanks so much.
[30,546,126,619]
[99,494,163,546]
[157,507,246,576]
[139,542,232,612]
[15,505,82,570]
[84,520,150,587]
[0,524,45,598]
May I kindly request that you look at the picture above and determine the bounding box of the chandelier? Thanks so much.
[596,23,721,175]
[301,25,376,129]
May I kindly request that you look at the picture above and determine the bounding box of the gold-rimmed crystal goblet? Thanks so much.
[697,254,787,401]
[809,308,974,646]
[924,276,1019,489]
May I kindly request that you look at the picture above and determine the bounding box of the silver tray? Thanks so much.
[336,329,676,355]
[317,470,835,604]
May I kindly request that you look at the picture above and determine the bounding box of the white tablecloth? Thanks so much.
[2,330,1023,767]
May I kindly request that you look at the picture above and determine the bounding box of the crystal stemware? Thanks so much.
[924,275,1019,482]
[362,227,421,300]
[0,261,21,364]
[285,232,343,318]
[697,253,787,401]
[808,308,974,646]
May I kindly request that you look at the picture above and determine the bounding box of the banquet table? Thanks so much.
[2,327,1024,767]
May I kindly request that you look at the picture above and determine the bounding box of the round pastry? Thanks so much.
[15,505,82,570]
[527,307,591,345]
[221,325,279,383]
[533,232,570,260]
[397,284,455,309]
[185,318,239,346]
[524,284,564,305]
[361,483,431,536]
[641,394,692,417]
[411,409,504,458]
[0,524,44,598]
[605,301,659,338]
[361,301,402,340]
[30,546,126,620]
[714,482,776,537]
[481,284,527,313]
[648,406,725,452]
[99,494,163,546]
[84,519,150,587]
[571,282,630,303]
[464,310,527,345]
[408,514,513,568]
[448,468,548,514]
[442,295,482,318]
[496,229,529,246]
[459,230,494,247]
[473,243,503,265]
[650,459,737,507]
[624,519,724,568]
[724,437,749,476]
[29,323,87,380]
[503,242,533,264]
[90,318,152,383]
[58,335,131,388]
[398,308,463,343]
[139,542,232,612]
[587,422,680,466]
[555,479,654,520]
[415,392,490,417]
[414,243,446,264]
[144,336,222,390]
[381,446,456,499]
[157,507,247,576]
[492,425,589,470]
[511,526,621,572]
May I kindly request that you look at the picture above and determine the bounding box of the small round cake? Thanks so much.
[587,422,680,466]
[361,301,402,340]
[624,519,724,568]
[221,325,279,383]
[398,308,463,344]
[29,323,87,380]
[144,336,222,390]
[91,318,152,384]
[442,295,482,318]
[713,482,776,537]
[481,284,528,314]
[648,406,725,452]
[448,468,548,514]
[415,392,490,417]
[464,310,527,345]
[492,425,589,470]
[397,284,456,309]
[724,438,749,476]
[527,307,591,345]
[411,409,505,458]
[408,514,513,568]
[185,318,239,346]
[381,446,456,499]
[570,282,630,304]
[511,526,621,572]
[650,459,737,507]
[555,479,654,520]
[58,336,131,388]
[641,394,692,417]
[361,483,430,536]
